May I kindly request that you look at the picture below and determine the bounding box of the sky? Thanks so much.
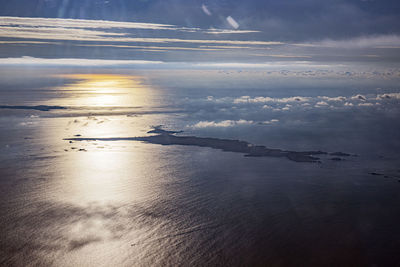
[0,0,400,65]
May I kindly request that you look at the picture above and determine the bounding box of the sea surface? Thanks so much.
[0,67,400,266]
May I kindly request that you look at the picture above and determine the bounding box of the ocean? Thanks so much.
[0,66,399,266]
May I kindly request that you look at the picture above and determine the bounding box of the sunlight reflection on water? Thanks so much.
[1,70,400,266]
[47,73,153,107]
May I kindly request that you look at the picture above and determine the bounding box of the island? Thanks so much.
[64,126,351,163]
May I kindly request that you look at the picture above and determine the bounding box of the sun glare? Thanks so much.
[51,74,149,107]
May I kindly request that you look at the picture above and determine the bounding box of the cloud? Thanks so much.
[293,35,400,49]
[193,62,334,69]
[0,16,271,46]
[0,25,125,42]
[0,56,164,66]
[2,0,400,44]
[315,101,329,107]
[190,119,279,128]
[358,103,374,106]
[0,57,333,68]
[350,94,367,101]
[377,93,400,99]
[318,96,346,102]
[233,96,310,104]
[203,92,400,113]
[199,45,271,49]
[192,119,253,128]
[0,40,59,45]
[75,43,224,51]
[250,54,311,58]
[0,28,281,45]
[258,119,279,125]
[5,17,400,63]
[0,16,183,31]
[205,29,260,34]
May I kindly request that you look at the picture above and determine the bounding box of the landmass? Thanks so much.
[64,126,352,163]
[0,105,66,111]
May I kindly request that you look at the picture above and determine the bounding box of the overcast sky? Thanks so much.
[0,0,400,64]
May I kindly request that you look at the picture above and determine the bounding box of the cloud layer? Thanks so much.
[191,119,279,128]
[1,13,400,63]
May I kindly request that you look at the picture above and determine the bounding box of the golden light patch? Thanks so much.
[50,73,149,107]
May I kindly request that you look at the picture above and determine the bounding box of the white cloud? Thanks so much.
[205,29,260,34]
[318,96,346,102]
[199,45,271,49]
[192,119,254,128]
[233,96,310,104]
[191,119,279,128]
[0,40,59,45]
[358,103,374,106]
[75,43,223,51]
[0,16,272,46]
[377,93,400,99]
[0,25,125,42]
[0,28,282,45]
[315,101,329,107]
[252,54,311,58]
[0,16,181,31]
[0,56,164,66]
[293,35,400,49]
[258,119,279,125]
[204,91,400,112]
[350,94,366,101]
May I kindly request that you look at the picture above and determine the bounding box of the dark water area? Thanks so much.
[0,68,400,266]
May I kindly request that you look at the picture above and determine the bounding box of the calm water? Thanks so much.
[0,67,400,266]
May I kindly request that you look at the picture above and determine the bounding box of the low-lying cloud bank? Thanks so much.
[204,92,400,112]
[233,93,399,104]
[190,119,279,128]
